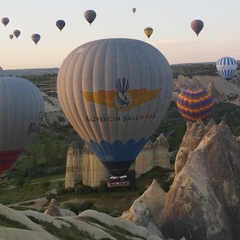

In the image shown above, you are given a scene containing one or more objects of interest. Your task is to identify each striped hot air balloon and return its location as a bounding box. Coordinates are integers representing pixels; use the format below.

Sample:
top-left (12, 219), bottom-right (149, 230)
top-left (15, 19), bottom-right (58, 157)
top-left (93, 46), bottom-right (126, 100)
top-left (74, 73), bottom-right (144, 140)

top-left (216, 57), bottom-right (237, 80)
top-left (177, 89), bottom-right (214, 122)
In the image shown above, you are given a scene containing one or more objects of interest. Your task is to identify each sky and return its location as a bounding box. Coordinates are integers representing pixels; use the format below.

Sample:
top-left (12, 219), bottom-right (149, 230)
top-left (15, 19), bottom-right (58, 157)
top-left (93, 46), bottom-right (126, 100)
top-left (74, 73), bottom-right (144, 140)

top-left (1, 0), bottom-right (240, 69)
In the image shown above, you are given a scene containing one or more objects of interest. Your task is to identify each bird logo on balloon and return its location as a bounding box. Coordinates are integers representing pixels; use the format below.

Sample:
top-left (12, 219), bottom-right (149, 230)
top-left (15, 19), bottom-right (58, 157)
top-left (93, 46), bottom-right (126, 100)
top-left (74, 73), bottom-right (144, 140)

top-left (81, 78), bottom-right (160, 112)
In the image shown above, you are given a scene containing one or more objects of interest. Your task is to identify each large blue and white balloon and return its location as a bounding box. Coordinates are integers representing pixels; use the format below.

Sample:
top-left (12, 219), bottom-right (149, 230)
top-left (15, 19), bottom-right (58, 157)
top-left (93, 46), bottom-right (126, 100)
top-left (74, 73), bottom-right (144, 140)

top-left (57, 38), bottom-right (173, 176)
top-left (216, 57), bottom-right (237, 80)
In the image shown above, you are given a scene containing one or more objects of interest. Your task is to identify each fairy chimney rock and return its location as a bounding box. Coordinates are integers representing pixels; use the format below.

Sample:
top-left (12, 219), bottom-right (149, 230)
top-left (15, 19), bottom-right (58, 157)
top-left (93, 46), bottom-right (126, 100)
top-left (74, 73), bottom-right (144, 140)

top-left (65, 141), bottom-right (81, 188)
top-left (159, 120), bottom-right (240, 240)
top-left (44, 198), bottom-right (61, 217)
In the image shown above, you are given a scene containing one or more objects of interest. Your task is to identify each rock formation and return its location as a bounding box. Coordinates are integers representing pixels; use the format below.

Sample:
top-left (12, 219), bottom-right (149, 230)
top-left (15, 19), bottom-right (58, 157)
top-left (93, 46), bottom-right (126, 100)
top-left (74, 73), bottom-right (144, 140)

top-left (42, 92), bottom-right (69, 127)
top-left (65, 135), bottom-right (171, 188)
top-left (122, 179), bottom-right (165, 237)
top-left (0, 203), bottom-right (161, 240)
top-left (81, 144), bottom-right (110, 187)
top-left (159, 120), bottom-right (240, 240)
top-left (135, 134), bottom-right (171, 178)
top-left (173, 75), bottom-right (240, 106)
top-left (44, 198), bottom-right (61, 217)
top-left (65, 141), bottom-right (81, 188)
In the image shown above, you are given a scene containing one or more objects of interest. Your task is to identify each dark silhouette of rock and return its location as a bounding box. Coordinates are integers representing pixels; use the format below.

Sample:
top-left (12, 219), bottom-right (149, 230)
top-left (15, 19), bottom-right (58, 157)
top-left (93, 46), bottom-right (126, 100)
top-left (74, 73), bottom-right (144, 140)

top-left (159, 120), bottom-right (240, 240)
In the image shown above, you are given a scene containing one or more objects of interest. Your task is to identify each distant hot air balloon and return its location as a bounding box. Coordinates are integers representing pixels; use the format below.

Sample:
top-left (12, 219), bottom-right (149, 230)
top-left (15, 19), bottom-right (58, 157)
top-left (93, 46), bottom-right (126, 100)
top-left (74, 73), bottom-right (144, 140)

top-left (84, 10), bottom-right (96, 25)
top-left (0, 77), bottom-right (44, 174)
top-left (57, 38), bottom-right (173, 177)
top-left (216, 56), bottom-right (237, 80)
top-left (132, 8), bottom-right (136, 13)
top-left (13, 29), bottom-right (21, 38)
top-left (31, 33), bottom-right (41, 45)
top-left (9, 34), bottom-right (14, 40)
top-left (1, 17), bottom-right (9, 27)
top-left (144, 27), bottom-right (153, 38)
top-left (56, 19), bottom-right (65, 31)
top-left (191, 19), bottom-right (204, 36)
top-left (177, 89), bottom-right (213, 122)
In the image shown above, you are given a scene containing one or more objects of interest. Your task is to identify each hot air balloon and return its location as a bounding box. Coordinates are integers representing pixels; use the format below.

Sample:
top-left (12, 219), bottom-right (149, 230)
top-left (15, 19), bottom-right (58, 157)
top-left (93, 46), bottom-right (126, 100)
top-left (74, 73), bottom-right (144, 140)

top-left (132, 8), bottom-right (136, 13)
top-left (0, 77), bottom-right (44, 174)
top-left (56, 19), bottom-right (65, 31)
top-left (216, 56), bottom-right (237, 80)
top-left (144, 27), bottom-right (153, 38)
top-left (177, 89), bottom-right (213, 122)
top-left (57, 38), bottom-right (173, 177)
top-left (1, 17), bottom-right (9, 27)
top-left (84, 10), bottom-right (96, 25)
top-left (9, 34), bottom-right (14, 40)
top-left (13, 29), bottom-right (21, 38)
top-left (191, 19), bottom-right (204, 36)
top-left (31, 33), bottom-right (41, 44)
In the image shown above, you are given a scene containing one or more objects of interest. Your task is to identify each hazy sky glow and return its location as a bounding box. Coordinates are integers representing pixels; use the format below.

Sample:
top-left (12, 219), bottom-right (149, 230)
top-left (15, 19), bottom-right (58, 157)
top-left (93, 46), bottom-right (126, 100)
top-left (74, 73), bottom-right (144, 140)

top-left (1, 0), bottom-right (240, 69)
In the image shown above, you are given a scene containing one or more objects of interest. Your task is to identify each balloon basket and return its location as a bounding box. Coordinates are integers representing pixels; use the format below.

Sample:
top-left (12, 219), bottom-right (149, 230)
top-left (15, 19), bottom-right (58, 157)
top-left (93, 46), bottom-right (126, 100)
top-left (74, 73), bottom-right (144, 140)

top-left (107, 175), bottom-right (130, 188)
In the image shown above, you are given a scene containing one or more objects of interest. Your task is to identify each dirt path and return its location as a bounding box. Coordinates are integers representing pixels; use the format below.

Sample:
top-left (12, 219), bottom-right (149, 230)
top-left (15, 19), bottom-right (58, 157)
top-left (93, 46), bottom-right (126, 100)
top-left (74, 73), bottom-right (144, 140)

top-left (8, 197), bottom-right (48, 210)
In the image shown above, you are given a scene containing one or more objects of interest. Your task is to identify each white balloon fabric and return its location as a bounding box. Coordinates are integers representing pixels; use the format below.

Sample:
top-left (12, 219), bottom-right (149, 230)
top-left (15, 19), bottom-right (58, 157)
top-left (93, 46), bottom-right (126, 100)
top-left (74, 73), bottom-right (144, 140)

top-left (0, 77), bottom-right (44, 173)
top-left (216, 56), bottom-right (237, 80)
top-left (57, 38), bottom-right (173, 176)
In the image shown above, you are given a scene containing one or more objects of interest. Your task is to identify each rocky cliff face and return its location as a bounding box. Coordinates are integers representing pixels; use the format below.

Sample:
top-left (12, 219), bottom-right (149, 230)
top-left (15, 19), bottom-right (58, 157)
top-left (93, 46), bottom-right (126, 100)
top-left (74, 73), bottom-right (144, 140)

top-left (173, 74), bottom-right (240, 106)
top-left (160, 120), bottom-right (240, 240)
top-left (42, 92), bottom-right (69, 127)
top-left (123, 120), bottom-right (240, 240)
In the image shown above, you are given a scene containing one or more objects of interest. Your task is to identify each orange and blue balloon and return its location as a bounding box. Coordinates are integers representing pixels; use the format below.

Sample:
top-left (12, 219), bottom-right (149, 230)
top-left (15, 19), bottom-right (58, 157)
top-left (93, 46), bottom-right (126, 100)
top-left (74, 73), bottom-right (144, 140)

top-left (177, 89), bottom-right (213, 122)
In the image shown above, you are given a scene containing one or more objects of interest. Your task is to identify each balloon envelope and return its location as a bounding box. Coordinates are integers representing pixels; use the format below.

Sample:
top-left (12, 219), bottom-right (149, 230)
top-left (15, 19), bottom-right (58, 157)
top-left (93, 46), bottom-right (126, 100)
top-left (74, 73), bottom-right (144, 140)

top-left (9, 34), bottom-right (14, 40)
top-left (216, 56), bottom-right (237, 80)
top-left (132, 8), bottom-right (136, 13)
top-left (56, 19), bottom-right (65, 31)
top-left (84, 10), bottom-right (96, 25)
top-left (144, 27), bottom-right (153, 38)
top-left (13, 30), bottom-right (21, 38)
top-left (0, 77), bottom-right (44, 174)
top-left (191, 19), bottom-right (204, 36)
top-left (31, 33), bottom-right (41, 44)
top-left (57, 38), bottom-right (173, 176)
top-left (1, 17), bottom-right (9, 27)
top-left (177, 89), bottom-right (213, 122)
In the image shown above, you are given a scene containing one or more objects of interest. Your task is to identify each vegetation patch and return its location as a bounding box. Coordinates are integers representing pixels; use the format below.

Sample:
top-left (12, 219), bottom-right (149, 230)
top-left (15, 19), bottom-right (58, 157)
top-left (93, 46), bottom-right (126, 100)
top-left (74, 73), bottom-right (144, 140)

top-left (80, 216), bottom-right (147, 240)
top-left (0, 214), bottom-right (30, 229)
top-left (28, 216), bottom-right (95, 240)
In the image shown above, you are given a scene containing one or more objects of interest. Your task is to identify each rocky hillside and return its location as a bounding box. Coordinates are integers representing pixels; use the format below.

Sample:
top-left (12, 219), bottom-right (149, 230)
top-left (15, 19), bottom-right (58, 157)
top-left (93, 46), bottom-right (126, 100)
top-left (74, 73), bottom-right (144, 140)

top-left (172, 71), bottom-right (240, 106)
top-left (1, 119), bottom-right (240, 239)
top-left (123, 120), bottom-right (240, 240)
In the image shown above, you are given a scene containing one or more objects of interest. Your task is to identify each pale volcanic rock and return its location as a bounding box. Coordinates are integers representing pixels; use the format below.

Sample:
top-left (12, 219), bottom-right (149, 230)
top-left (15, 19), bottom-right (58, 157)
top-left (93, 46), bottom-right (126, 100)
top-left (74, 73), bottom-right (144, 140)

top-left (41, 93), bottom-right (69, 127)
top-left (173, 74), bottom-right (240, 106)
top-left (65, 141), bottom-right (81, 188)
top-left (44, 198), bottom-right (61, 217)
top-left (175, 119), bottom-right (210, 174)
top-left (81, 144), bottom-right (110, 187)
top-left (159, 120), bottom-right (240, 240)
top-left (79, 209), bottom-right (163, 240)
top-left (121, 179), bottom-right (166, 237)
top-left (153, 134), bottom-right (171, 169)
top-left (135, 134), bottom-right (171, 178)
